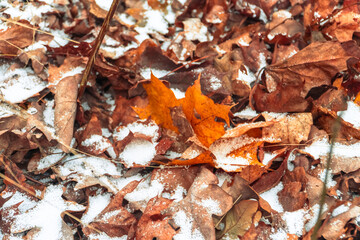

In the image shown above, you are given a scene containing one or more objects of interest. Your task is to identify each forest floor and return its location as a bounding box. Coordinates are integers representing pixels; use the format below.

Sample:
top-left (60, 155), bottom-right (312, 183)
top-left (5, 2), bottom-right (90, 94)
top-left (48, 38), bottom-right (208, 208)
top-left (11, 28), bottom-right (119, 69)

top-left (0, 0), bottom-right (360, 239)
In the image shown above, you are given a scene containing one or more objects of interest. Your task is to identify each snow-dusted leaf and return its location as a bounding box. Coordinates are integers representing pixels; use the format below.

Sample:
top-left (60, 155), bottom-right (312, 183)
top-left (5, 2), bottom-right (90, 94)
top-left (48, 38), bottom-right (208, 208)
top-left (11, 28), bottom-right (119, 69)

top-left (1, 185), bottom-right (85, 240)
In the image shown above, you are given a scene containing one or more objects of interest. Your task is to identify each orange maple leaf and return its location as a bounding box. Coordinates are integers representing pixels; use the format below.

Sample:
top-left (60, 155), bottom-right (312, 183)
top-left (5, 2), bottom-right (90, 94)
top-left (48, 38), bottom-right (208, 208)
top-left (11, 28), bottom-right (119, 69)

top-left (227, 141), bottom-right (264, 168)
top-left (133, 73), bottom-right (180, 133)
top-left (182, 76), bottom-right (231, 147)
top-left (355, 91), bottom-right (360, 106)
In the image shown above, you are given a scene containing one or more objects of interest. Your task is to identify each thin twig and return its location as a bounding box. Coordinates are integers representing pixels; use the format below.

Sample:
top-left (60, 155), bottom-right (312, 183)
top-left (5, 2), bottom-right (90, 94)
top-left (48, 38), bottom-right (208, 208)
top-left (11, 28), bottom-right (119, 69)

top-left (78, 0), bottom-right (122, 98)
top-left (311, 112), bottom-right (343, 240)
top-left (0, 17), bottom-right (80, 44)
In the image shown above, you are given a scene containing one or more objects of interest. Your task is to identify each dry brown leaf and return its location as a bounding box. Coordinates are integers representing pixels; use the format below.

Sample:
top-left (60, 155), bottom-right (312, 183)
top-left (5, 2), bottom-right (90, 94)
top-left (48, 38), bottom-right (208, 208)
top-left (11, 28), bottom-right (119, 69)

top-left (54, 74), bottom-right (82, 152)
top-left (252, 41), bottom-right (350, 112)
top-left (84, 181), bottom-right (139, 238)
top-left (278, 167), bottom-right (308, 211)
top-left (0, 20), bottom-right (34, 55)
top-left (135, 197), bottom-right (176, 240)
top-left (320, 205), bottom-right (360, 240)
top-left (216, 200), bottom-right (259, 239)
top-left (163, 167), bottom-right (233, 240)
top-left (262, 113), bottom-right (313, 144)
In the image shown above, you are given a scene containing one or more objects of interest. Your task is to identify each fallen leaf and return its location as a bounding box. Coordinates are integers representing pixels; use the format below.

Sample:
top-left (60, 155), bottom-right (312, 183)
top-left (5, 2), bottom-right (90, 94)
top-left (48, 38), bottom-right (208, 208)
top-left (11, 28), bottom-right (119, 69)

top-left (320, 205), bottom-right (360, 240)
top-left (163, 167), bottom-right (233, 240)
top-left (252, 41), bottom-right (350, 112)
top-left (84, 181), bottom-right (139, 238)
top-left (0, 20), bottom-right (34, 55)
top-left (262, 113), bottom-right (313, 144)
top-left (135, 197), bottom-right (176, 240)
top-left (216, 200), bottom-right (259, 239)
top-left (134, 73), bottom-right (180, 133)
top-left (182, 76), bottom-right (231, 147)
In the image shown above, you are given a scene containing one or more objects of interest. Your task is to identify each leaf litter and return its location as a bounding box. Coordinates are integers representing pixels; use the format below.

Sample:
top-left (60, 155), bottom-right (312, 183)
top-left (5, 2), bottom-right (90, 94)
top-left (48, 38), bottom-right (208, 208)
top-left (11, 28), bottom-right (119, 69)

top-left (1, 0), bottom-right (360, 239)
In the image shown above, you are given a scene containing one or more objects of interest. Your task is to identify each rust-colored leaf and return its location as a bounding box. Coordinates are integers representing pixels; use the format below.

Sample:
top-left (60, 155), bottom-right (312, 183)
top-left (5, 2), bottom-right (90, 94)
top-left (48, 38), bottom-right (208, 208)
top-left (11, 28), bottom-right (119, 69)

top-left (0, 20), bottom-right (34, 55)
top-left (182, 76), bottom-right (231, 147)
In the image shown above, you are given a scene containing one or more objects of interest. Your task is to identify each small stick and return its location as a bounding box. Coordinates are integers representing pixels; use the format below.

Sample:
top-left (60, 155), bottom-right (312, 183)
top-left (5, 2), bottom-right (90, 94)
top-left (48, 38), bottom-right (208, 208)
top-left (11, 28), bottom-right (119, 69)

top-left (78, 0), bottom-right (122, 98)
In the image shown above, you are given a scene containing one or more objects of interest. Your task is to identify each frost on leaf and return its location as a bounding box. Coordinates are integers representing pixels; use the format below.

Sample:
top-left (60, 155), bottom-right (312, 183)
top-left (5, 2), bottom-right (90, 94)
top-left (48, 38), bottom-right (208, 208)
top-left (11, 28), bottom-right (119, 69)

top-left (163, 167), bottom-right (233, 240)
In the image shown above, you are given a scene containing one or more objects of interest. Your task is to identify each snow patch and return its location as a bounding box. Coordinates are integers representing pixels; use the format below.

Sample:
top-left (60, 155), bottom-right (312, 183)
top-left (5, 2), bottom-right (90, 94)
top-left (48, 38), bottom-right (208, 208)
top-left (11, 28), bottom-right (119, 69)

top-left (260, 182), bottom-right (284, 212)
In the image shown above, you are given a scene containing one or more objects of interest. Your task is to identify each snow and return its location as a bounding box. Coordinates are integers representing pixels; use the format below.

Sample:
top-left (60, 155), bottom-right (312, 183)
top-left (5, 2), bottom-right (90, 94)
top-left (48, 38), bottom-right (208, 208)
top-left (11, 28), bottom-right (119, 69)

top-left (237, 65), bottom-right (256, 86)
top-left (338, 101), bottom-right (360, 129)
top-left (10, 185), bottom-right (85, 240)
top-left (287, 150), bottom-right (297, 171)
top-left (118, 13), bottom-right (136, 25)
top-left (95, 0), bottom-right (112, 11)
top-left (305, 203), bottom-right (328, 231)
top-left (100, 41), bottom-right (138, 59)
top-left (216, 171), bottom-right (232, 187)
top-left (140, 68), bottom-right (170, 79)
top-left (0, 63), bottom-right (47, 103)
top-left (0, 105), bottom-right (14, 118)
top-left (260, 182), bottom-right (284, 212)
top-left (275, 10), bottom-right (292, 19)
top-left (48, 29), bottom-right (71, 48)
top-left (88, 232), bottom-right (127, 240)
top-left (43, 99), bottom-right (55, 131)
top-left (318, 169), bottom-right (337, 188)
top-left (263, 152), bottom-right (277, 165)
top-left (270, 228), bottom-right (288, 240)
top-left (37, 147), bottom-right (65, 171)
top-left (281, 209), bottom-right (307, 236)
top-left (133, 2), bottom-right (175, 42)
top-left (303, 137), bottom-right (360, 159)
top-left (184, 18), bottom-right (211, 42)
top-left (198, 198), bottom-right (222, 215)
top-left (162, 185), bottom-right (186, 202)
top-left (57, 154), bottom-right (121, 180)
top-left (234, 106), bottom-right (258, 119)
top-left (209, 76), bottom-right (222, 91)
top-left (81, 134), bottom-right (112, 152)
top-left (124, 179), bottom-right (164, 204)
top-left (332, 203), bottom-right (350, 217)
top-left (3, 3), bottom-right (54, 22)
top-left (171, 88), bottom-right (186, 99)
top-left (82, 193), bottom-right (112, 224)
top-left (119, 139), bottom-right (157, 167)
top-left (114, 120), bottom-right (159, 141)
top-left (1, 191), bottom-right (37, 212)
top-left (173, 211), bottom-right (205, 240)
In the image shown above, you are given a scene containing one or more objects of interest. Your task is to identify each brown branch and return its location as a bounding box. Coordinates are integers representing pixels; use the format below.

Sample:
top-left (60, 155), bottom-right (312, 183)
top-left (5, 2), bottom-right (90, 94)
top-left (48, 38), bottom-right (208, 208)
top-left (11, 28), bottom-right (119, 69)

top-left (78, 0), bottom-right (122, 98)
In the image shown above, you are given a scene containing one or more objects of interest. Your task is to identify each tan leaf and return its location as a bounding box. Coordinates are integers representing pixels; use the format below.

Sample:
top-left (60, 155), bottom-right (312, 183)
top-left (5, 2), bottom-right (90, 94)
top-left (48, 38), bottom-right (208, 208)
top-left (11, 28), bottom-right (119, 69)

top-left (216, 200), bottom-right (259, 239)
